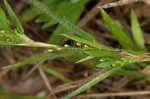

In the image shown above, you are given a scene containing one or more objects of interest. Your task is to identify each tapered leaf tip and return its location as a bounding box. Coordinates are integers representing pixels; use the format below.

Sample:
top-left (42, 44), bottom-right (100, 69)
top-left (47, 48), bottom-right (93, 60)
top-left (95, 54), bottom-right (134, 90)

top-left (100, 8), bottom-right (104, 13)
top-left (4, 0), bottom-right (8, 6)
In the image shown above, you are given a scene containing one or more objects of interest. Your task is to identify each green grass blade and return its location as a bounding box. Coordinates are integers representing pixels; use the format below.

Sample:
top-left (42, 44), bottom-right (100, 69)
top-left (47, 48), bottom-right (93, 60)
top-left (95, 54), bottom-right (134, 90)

top-left (2, 54), bottom-right (53, 69)
top-left (131, 9), bottom-right (146, 50)
top-left (29, 0), bottom-right (94, 41)
top-left (62, 33), bottom-right (108, 49)
top-left (85, 49), bottom-right (121, 57)
top-left (100, 9), bottom-right (137, 50)
top-left (20, 7), bottom-right (40, 22)
top-left (0, 8), bottom-right (9, 31)
top-left (2, 48), bottom-right (84, 69)
top-left (63, 68), bottom-right (119, 99)
top-left (41, 66), bottom-right (72, 82)
top-left (96, 61), bottom-right (116, 68)
top-left (4, 0), bottom-right (24, 34)
top-left (20, 0), bottom-right (56, 22)
top-left (141, 17), bottom-right (150, 27)
top-left (0, 41), bottom-right (16, 45)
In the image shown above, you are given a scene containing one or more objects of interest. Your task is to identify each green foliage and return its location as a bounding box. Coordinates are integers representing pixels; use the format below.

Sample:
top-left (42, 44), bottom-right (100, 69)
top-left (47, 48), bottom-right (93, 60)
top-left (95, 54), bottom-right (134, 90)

top-left (97, 56), bottom-right (145, 68)
top-left (62, 33), bottom-right (108, 49)
top-left (63, 67), bottom-right (120, 99)
top-left (0, 0), bottom-right (32, 46)
top-left (21, 0), bottom-right (89, 44)
top-left (0, 8), bottom-right (9, 31)
top-left (96, 60), bottom-right (117, 68)
top-left (100, 9), bottom-right (138, 50)
top-left (41, 66), bottom-right (72, 82)
top-left (4, 0), bottom-right (24, 34)
top-left (141, 17), bottom-right (150, 27)
top-left (29, 0), bottom-right (95, 42)
top-left (131, 9), bottom-right (146, 50)
top-left (2, 47), bottom-right (85, 69)
top-left (85, 49), bottom-right (121, 57)
top-left (0, 0), bottom-right (149, 99)
top-left (0, 0), bottom-right (59, 48)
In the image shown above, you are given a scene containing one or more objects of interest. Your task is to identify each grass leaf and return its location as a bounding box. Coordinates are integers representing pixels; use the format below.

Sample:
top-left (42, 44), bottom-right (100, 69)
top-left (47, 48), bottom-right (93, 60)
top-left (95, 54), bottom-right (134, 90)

top-left (2, 48), bottom-right (84, 69)
top-left (85, 49), bottom-right (121, 57)
top-left (4, 0), bottom-right (24, 34)
top-left (0, 8), bottom-right (9, 31)
top-left (131, 9), bottom-right (146, 50)
top-left (63, 68), bottom-right (119, 99)
top-left (96, 61), bottom-right (116, 68)
top-left (41, 66), bottom-right (72, 82)
top-left (100, 8), bottom-right (137, 50)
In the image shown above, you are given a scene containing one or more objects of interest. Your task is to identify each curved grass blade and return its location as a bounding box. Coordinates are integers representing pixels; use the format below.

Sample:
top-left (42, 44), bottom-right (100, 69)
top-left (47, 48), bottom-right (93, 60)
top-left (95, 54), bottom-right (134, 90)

top-left (131, 9), bottom-right (146, 50)
top-left (2, 48), bottom-right (84, 69)
top-left (4, 0), bottom-right (24, 34)
top-left (41, 66), bottom-right (72, 82)
top-left (100, 8), bottom-right (137, 50)
top-left (0, 8), bottom-right (9, 31)
top-left (20, 7), bottom-right (40, 22)
top-left (63, 67), bottom-right (120, 99)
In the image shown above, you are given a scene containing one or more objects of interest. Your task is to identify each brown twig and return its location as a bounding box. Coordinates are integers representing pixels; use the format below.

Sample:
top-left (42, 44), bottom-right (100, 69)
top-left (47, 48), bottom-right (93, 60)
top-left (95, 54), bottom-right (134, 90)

top-left (23, 60), bottom-right (45, 79)
top-left (52, 69), bottom-right (107, 94)
top-left (97, 0), bottom-right (140, 9)
top-left (38, 67), bottom-right (57, 99)
top-left (77, 90), bottom-right (150, 98)
top-left (77, 0), bottom-right (112, 27)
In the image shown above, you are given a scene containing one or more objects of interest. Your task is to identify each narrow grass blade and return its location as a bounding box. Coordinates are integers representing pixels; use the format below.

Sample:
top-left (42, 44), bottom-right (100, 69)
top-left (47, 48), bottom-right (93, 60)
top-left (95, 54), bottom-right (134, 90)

top-left (62, 33), bottom-right (108, 49)
top-left (85, 49), bottom-right (121, 57)
top-left (141, 17), bottom-right (150, 27)
top-left (100, 9), bottom-right (137, 50)
top-left (2, 54), bottom-right (53, 69)
top-left (0, 41), bottom-right (16, 45)
top-left (63, 68), bottom-right (119, 99)
top-left (41, 66), bottom-right (72, 82)
top-left (96, 60), bottom-right (116, 68)
top-left (4, 0), bottom-right (24, 34)
top-left (29, 0), bottom-right (94, 41)
top-left (2, 48), bottom-right (84, 69)
top-left (0, 8), bottom-right (9, 31)
top-left (131, 9), bottom-right (146, 50)
top-left (20, 7), bottom-right (40, 22)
